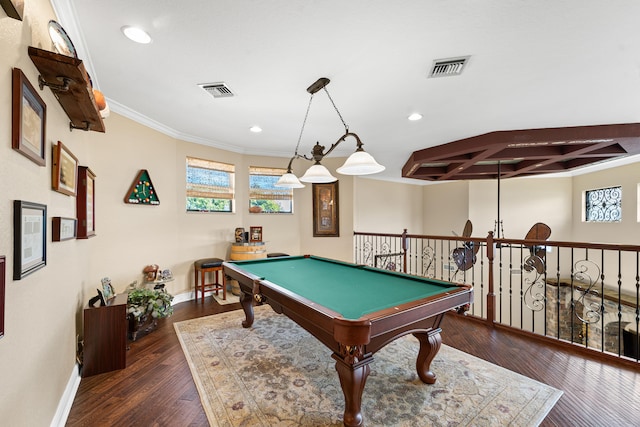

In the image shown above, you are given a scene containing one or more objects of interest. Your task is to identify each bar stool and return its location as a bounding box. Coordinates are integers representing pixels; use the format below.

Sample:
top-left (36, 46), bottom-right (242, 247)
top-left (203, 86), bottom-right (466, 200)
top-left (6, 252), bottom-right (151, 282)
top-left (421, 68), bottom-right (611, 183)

top-left (194, 258), bottom-right (226, 303)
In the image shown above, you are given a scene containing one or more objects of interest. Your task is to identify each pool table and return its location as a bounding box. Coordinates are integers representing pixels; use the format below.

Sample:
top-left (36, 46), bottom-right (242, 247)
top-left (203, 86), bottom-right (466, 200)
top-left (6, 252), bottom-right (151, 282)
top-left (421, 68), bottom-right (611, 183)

top-left (223, 255), bottom-right (473, 427)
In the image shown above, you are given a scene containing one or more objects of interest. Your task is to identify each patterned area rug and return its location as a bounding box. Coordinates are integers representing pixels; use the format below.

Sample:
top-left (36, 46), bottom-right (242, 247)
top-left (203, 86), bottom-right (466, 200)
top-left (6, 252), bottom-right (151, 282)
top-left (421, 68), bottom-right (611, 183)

top-left (174, 306), bottom-right (562, 426)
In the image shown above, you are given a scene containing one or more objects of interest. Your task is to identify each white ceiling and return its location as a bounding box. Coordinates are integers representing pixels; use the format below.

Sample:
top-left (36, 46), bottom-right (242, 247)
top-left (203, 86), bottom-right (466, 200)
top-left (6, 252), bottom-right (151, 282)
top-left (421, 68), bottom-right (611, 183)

top-left (51, 0), bottom-right (640, 183)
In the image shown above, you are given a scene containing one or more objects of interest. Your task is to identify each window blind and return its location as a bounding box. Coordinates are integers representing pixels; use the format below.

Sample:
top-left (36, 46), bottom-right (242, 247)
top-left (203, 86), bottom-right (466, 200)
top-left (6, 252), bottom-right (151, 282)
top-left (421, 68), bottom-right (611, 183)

top-left (187, 157), bottom-right (235, 200)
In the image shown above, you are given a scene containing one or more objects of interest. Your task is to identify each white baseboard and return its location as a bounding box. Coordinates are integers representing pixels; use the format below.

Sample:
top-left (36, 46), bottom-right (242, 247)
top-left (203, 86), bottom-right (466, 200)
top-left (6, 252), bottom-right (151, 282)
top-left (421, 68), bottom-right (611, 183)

top-left (51, 290), bottom-right (196, 426)
top-left (172, 290), bottom-right (194, 305)
top-left (50, 364), bottom-right (81, 427)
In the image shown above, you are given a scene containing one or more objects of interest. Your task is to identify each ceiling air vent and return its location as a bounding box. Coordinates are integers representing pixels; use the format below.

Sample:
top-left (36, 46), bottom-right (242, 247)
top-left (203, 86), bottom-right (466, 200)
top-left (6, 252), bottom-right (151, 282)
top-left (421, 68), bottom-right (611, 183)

top-left (198, 82), bottom-right (235, 98)
top-left (428, 56), bottom-right (470, 78)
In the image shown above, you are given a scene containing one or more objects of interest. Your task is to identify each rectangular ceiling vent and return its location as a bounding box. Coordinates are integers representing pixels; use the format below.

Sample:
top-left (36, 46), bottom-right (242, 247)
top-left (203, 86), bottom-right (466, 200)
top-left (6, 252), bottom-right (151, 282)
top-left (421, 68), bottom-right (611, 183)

top-left (428, 56), bottom-right (470, 78)
top-left (198, 82), bottom-right (235, 98)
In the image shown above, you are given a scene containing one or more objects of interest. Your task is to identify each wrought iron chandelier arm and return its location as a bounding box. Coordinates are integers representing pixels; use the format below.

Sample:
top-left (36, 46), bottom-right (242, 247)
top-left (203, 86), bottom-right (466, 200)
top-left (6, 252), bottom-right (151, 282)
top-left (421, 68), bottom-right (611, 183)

top-left (314, 132), bottom-right (364, 160)
top-left (285, 153), bottom-right (314, 172)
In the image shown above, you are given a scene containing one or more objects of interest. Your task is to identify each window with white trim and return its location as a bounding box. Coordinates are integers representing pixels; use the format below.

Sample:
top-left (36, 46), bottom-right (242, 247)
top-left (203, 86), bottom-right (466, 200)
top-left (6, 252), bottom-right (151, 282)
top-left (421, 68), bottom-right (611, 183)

top-left (249, 166), bottom-right (293, 213)
top-left (585, 186), bottom-right (621, 222)
top-left (186, 157), bottom-right (235, 212)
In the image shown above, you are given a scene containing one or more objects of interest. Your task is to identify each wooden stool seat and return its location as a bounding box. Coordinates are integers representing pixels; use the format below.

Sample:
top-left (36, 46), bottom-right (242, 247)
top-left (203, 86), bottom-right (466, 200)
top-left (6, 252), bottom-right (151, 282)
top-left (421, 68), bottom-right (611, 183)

top-left (194, 258), bottom-right (226, 303)
top-left (267, 253), bottom-right (290, 258)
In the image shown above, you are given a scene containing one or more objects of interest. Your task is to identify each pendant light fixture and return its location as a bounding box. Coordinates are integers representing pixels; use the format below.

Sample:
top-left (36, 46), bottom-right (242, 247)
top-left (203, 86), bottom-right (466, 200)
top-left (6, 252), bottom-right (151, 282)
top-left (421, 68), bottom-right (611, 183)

top-left (275, 77), bottom-right (384, 188)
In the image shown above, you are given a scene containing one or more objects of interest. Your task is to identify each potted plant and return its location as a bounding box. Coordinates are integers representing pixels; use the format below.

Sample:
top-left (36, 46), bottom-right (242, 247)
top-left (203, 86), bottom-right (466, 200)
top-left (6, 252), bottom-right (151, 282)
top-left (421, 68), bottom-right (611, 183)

top-left (127, 288), bottom-right (174, 340)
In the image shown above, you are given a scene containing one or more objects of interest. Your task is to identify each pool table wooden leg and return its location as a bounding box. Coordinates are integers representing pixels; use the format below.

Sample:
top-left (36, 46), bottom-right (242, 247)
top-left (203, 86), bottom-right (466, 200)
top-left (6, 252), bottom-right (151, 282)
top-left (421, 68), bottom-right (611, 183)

top-left (413, 327), bottom-right (442, 384)
top-left (333, 354), bottom-right (372, 427)
top-left (240, 291), bottom-right (254, 328)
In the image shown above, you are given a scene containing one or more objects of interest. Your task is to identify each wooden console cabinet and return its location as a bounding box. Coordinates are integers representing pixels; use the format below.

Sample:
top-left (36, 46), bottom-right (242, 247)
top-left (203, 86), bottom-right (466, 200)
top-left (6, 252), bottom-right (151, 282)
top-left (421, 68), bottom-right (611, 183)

top-left (82, 293), bottom-right (127, 377)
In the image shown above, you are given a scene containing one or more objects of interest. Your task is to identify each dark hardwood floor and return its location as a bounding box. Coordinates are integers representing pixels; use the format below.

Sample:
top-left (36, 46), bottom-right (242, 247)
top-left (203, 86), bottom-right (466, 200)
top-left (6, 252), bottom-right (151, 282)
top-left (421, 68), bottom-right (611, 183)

top-left (66, 299), bottom-right (640, 426)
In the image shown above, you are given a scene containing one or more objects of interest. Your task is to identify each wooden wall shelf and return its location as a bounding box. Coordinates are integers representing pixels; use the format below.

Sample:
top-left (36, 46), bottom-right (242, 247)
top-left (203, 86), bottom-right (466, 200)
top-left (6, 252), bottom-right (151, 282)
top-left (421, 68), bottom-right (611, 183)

top-left (27, 46), bottom-right (105, 132)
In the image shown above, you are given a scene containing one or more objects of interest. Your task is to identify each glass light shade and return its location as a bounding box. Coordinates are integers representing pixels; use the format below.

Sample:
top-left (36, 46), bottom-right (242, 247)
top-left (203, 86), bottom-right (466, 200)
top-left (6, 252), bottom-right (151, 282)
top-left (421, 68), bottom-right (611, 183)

top-left (299, 164), bottom-right (337, 183)
top-left (274, 172), bottom-right (305, 188)
top-left (336, 151), bottom-right (385, 175)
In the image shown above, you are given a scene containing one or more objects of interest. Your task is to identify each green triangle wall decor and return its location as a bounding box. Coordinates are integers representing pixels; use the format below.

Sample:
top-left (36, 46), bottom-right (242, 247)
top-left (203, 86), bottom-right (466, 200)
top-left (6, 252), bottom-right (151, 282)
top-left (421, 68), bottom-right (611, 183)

top-left (124, 169), bottom-right (160, 205)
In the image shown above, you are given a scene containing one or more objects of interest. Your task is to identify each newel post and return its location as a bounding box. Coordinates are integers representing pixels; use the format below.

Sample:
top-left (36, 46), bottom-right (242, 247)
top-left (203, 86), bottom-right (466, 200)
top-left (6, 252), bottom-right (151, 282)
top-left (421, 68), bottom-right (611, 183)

top-left (486, 231), bottom-right (496, 326)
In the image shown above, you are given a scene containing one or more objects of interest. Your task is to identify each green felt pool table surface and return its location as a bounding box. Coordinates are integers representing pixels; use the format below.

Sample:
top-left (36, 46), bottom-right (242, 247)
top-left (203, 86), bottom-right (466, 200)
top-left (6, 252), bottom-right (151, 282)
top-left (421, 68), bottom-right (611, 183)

top-left (227, 255), bottom-right (462, 319)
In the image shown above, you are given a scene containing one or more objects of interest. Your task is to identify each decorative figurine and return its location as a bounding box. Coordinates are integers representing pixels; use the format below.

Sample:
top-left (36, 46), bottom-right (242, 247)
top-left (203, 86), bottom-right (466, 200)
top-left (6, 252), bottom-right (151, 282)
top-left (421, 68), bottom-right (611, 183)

top-left (143, 264), bottom-right (159, 282)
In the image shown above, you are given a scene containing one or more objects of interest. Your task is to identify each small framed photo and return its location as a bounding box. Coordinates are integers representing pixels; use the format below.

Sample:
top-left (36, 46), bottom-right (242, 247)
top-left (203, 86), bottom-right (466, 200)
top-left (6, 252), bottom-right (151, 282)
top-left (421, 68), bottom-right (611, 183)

top-left (52, 217), bottom-right (77, 242)
top-left (312, 182), bottom-right (340, 237)
top-left (52, 141), bottom-right (78, 196)
top-left (13, 200), bottom-right (47, 280)
top-left (101, 277), bottom-right (115, 301)
top-left (250, 226), bottom-right (263, 242)
top-left (12, 68), bottom-right (46, 166)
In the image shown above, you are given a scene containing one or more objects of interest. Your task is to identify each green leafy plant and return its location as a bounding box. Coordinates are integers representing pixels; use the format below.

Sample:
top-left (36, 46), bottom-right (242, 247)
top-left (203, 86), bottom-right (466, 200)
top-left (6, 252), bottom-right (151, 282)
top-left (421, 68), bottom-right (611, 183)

top-left (127, 288), bottom-right (174, 321)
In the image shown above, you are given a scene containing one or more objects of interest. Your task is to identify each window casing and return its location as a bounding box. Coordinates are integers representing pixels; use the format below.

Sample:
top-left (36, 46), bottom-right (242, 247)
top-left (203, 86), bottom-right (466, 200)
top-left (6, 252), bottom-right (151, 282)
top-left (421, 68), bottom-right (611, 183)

top-left (186, 157), bottom-right (235, 212)
top-left (585, 186), bottom-right (621, 222)
top-left (249, 166), bottom-right (293, 213)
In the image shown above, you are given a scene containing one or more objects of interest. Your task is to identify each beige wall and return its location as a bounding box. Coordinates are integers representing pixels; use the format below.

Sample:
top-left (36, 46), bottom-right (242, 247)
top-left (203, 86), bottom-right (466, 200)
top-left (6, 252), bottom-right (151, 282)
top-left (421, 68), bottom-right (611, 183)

top-left (467, 177), bottom-right (573, 241)
top-left (422, 181), bottom-right (470, 235)
top-left (354, 178), bottom-right (424, 234)
top-left (572, 161), bottom-right (640, 244)
top-left (1, 2), bottom-right (640, 426)
top-left (422, 177), bottom-right (573, 241)
top-left (1, 2), bottom-right (94, 425)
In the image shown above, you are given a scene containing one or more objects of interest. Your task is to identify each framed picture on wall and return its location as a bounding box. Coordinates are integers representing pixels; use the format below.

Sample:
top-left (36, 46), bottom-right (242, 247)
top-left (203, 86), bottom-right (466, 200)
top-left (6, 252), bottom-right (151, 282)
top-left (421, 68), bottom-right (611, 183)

top-left (250, 226), bottom-right (263, 242)
top-left (52, 217), bottom-right (77, 242)
top-left (312, 182), bottom-right (339, 237)
top-left (12, 68), bottom-right (46, 166)
top-left (0, 255), bottom-right (5, 339)
top-left (52, 141), bottom-right (78, 196)
top-left (76, 166), bottom-right (96, 239)
top-left (13, 200), bottom-right (47, 280)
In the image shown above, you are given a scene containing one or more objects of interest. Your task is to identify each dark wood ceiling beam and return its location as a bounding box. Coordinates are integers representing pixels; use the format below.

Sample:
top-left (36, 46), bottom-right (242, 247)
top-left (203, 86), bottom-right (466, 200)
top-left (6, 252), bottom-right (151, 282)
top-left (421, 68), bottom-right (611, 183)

top-left (402, 123), bottom-right (640, 181)
top-left (437, 146), bottom-right (504, 180)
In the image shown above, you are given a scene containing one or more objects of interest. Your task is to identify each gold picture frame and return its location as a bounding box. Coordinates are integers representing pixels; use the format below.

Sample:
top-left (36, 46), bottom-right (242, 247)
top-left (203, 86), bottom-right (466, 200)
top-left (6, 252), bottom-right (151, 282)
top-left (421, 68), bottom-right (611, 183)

top-left (312, 182), bottom-right (339, 237)
top-left (52, 141), bottom-right (78, 196)
top-left (12, 68), bottom-right (46, 166)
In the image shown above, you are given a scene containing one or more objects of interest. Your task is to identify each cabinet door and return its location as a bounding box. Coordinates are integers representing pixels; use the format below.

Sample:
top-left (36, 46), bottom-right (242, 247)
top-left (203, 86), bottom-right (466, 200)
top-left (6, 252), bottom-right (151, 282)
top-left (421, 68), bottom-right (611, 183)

top-left (82, 294), bottom-right (127, 377)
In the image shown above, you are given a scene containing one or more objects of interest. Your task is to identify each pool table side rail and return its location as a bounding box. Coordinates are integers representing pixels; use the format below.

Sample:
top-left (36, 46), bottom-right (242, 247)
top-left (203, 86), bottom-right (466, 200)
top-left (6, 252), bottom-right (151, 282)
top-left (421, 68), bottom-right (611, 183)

top-left (224, 259), bottom-right (474, 351)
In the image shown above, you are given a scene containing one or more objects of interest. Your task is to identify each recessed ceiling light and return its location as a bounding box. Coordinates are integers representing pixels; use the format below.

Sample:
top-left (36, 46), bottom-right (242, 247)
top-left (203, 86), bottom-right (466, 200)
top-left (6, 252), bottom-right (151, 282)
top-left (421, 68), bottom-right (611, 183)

top-left (121, 26), bottom-right (152, 44)
top-left (249, 126), bottom-right (262, 133)
top-left (408, 113), bottom-right (423, 121)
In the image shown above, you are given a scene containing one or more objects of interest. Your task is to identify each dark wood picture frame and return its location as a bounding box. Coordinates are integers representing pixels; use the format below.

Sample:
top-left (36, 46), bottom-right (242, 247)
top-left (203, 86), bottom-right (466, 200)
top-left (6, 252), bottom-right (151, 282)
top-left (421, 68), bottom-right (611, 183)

top-left (0, 255), bottom-right (5, 339)
top-left (312, 182), bottom-right (340, 237)
top-left (12, 68), bottom-right (46, 166)
top-left (13, 200), bottom-right (47, 280)
top-left (76, 166), bottom-right (96, 239)
top-left (0, 0), bottom-right (24, 20)
top-left (250, 226), bottom-right (263, 242)
top-left (52, 217), bottom-right (77, 242)
top-left (52, 141), bottom-right (78, 196)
